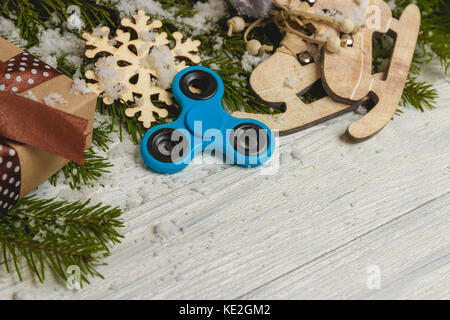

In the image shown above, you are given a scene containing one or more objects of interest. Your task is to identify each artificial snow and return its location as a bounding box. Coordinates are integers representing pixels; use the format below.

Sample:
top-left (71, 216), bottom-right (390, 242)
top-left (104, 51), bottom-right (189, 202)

top-left (148, 46), bottom-right (178, 89)
top-left (116, 0), bottom-right (174, 19)
top-left (42, 93), bottom-right (68, 107)
top-left (23, 90), bottom-right (38, 102)
top-left (133, 96), bottom-right (145, 106)
top-left (305, 41), bottom-right (321, 62)
top-left (290, 146), bottom-right (303, 162)
top-left (64, 55), bottom-right (83, 69)
top-left (209, 63), bottom-right (220, 70)
top-left (66, 5), bottom-right (85, 31)
top-left (28, 28), bottom-right (85, 68)
top-left (70, 78), bottom-right (91, 95)
top-left (92, 25), bottom-right (109, 38)
top-left (213, 37), bottom-right (224, 52)
top-left (241, 51), bottom-right (271, 72)
top-left (141, 31), bottom-right (157, 41)
top-left (179, 0), bottom-right (228, 35)
top-left (356, 105), bottom-right (368, 115)
top-left (93, 56), bottom-right (126, 100)
top-left (229, 0), bottom-right (274, 18)
top-left (152, 220), bottom-right (182, 241)
top-left (0, 17), bottom-right (28, 47)
top-left (117, 0), bottom-right (227, 34)
top-left (47, 12), bottom-right (62, 26)
top-left (317, 0), bottom-right (369, 28)
top-left (315, 27), bottom-right (337, 42)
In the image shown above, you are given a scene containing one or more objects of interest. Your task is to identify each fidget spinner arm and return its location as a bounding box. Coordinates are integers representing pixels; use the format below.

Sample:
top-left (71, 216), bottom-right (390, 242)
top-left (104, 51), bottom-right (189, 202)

top-left (140, 67), bottom-right (275, 174)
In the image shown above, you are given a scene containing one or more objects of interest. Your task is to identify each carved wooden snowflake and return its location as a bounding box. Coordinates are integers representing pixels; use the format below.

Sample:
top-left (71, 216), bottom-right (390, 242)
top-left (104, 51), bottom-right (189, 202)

top-left (82, 10), bottom-right (201, 128)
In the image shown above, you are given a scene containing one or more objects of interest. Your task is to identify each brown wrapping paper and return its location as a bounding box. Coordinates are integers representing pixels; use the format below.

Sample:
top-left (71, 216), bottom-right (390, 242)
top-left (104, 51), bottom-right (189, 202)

top-left (0, 37), bottom-right (97, 198)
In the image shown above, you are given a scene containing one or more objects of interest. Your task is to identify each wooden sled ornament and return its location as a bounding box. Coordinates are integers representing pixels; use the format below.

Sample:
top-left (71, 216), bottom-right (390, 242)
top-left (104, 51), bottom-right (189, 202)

top-left (232, 0), bottom-right (420, 140)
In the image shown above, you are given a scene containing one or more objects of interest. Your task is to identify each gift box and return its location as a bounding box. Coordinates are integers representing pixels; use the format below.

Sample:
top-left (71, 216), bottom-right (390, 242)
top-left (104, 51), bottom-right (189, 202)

top-left (0, 37), bottom-right (97, 213)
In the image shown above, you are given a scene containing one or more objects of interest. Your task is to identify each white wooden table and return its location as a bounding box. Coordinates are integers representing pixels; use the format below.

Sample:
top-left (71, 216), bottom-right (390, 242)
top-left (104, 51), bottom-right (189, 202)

top-left (0, 69), bottom-right (448, 300)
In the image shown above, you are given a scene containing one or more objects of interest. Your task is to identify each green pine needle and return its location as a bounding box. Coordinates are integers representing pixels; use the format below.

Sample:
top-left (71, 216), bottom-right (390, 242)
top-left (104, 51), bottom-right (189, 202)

top-left (49, 121), bottom-right (114, 189)
top-left (1, 0), bottom-right (448, 125)
top-left (0, 0), bottom-right (120, 46)
top-left (49, 147), bottom-right (113, 190)
top-left (0, 0), bottom-right (448, 288)
top-left (400, 76), bottom-right (438, 112)
top-left (158, 0), bottom-right (197, 17)
top-left (97, 98), bottom-right (161, 145)
top-left (92, 120), bottom-right (114, 152)
top-left (1, 196), bottom-right (123, 285)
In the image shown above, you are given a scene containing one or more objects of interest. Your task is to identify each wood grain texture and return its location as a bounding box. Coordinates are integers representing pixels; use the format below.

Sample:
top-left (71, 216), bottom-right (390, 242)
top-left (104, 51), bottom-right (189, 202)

top-left (83, 9), bottom-right (201, 128)
top-left (232, 48), bottom-right (352, 136)
top-left (233, 0), bottom-right (421, 141)
top-left (347, 4), bottom-right (420, 140)
top-left (0, 77), bottom-right (448, 300)
top-left (323, 1), bottom-right (421, 140)
top-left (322, 0), bottom-right (394, 101)
top-left (241, 192), bottom-right (450, 299)
top-left (232, 7), bottom-right (353, 136)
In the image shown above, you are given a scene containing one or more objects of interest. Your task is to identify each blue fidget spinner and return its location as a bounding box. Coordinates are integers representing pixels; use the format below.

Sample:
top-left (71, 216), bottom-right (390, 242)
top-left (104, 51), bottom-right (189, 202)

top-left (140, 66), bottom-right (275, 174)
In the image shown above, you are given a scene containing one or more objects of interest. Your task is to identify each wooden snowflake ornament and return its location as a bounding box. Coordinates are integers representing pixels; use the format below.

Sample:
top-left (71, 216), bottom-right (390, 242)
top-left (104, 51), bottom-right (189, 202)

top-left (82, 10), bottom-right (201, 128)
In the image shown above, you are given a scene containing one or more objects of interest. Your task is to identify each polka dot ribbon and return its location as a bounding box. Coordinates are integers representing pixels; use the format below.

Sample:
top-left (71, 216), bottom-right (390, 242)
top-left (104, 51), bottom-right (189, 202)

top-left (0, 52), bottom-right (60, 94)
top-left (0, 51), bottom-right (88, 214)
top-left (0, 142), bottom-right (20, 214)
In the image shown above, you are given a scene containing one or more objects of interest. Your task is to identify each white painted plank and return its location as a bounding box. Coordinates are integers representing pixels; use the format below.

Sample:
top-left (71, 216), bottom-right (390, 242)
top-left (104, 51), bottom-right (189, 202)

top-left (241, 192), bottom-right (450, 300)
top-left (0, 78), bottom-right (448, 300)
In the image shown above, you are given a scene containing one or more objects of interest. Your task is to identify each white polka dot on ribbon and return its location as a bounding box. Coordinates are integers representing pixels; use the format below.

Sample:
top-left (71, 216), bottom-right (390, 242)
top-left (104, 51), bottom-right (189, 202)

top-left (0, 141), bottom-right (21, 214)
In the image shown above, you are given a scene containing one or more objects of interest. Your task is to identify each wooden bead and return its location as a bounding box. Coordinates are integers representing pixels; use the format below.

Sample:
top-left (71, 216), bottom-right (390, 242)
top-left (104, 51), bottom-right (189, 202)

top-left (246, 39), bottom-right (262, 55)
top-left (227, 16), bottom-right (246, 37)
top-left (340, 18), bottom-right (355, 34)
top-left (326, 36), bottom-right (341, 53)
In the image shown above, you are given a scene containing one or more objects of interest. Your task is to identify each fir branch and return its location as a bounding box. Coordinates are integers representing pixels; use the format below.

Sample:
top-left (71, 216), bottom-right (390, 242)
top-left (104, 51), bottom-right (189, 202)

top-left (97, 99), bottom-right (156, 145)
top-left (195, 19), bottom-right (279, 114)
top-left (49, 147), bottom-right (113, 190)
top-left (158, 0), bottom-right (197, 17)
top-left (92, 120), bottom-right (113, 152)
top-left (0, 0), bottom-right (120, 46)
top-left (202, 56), bottom-right (273, 114)
top-left (49, 120), bottom-right (114, 189)
top-left (1, 196), bottom-right (123, 284)
top-left (56, 54), bottom-right (78, 78)
top-left (150, 5), bottom-right (276, 115)
top-left (4, 0), bottom-right (448, 146)
top-left (400, 76), bottom-right (438, 112)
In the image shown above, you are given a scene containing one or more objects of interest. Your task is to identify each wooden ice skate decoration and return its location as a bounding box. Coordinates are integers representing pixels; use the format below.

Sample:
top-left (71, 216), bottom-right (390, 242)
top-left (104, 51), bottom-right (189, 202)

top-left (233, 0), bottom-right (420, 139)
top-left (233, 0), bottom-right (352, 136)
top-left (322, 0), bottom-right (420, 140)
top-left (233, 33), bottom-right (352, 136)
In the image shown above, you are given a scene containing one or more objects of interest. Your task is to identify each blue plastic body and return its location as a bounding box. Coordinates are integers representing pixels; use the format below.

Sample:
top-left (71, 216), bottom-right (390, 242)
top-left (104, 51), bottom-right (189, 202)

top-left (140, 66), bottom-right (274, 174)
